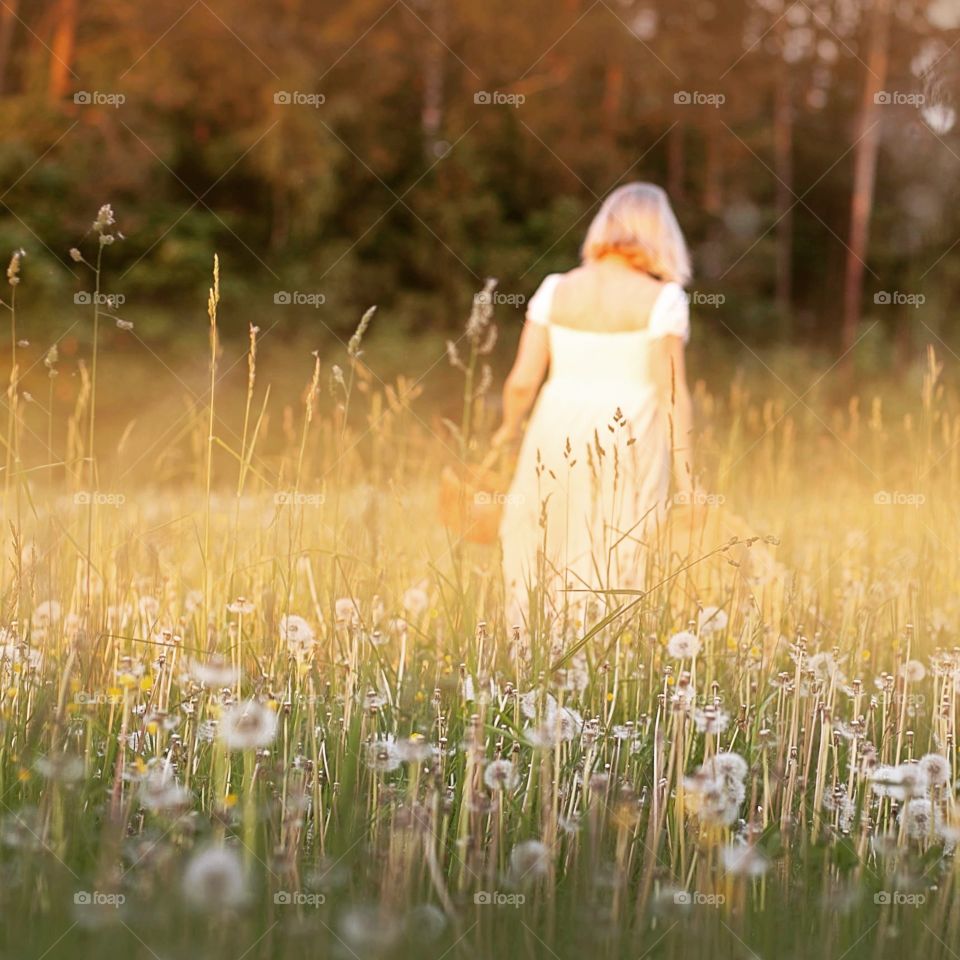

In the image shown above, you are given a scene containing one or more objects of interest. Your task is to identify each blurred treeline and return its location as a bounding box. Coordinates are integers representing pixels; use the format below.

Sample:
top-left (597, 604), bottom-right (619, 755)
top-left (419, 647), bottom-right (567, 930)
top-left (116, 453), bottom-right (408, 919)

top-left (0, 0), bottom-right (957, 356)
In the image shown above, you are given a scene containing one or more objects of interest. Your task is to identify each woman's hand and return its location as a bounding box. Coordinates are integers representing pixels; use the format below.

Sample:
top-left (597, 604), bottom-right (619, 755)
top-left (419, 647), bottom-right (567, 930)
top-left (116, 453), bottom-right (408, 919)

top-left (490, 424), bottom-right (520, 451)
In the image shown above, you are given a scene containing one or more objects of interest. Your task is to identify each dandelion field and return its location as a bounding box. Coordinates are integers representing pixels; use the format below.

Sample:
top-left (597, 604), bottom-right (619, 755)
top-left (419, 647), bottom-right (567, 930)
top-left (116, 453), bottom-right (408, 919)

top-left (3, 211), bottom-right (960, 960)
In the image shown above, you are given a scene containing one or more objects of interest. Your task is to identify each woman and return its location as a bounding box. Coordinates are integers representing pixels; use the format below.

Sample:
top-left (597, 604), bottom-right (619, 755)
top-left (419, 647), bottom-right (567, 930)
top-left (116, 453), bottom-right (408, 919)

top-left (493, 182), bottom-right (694, 627)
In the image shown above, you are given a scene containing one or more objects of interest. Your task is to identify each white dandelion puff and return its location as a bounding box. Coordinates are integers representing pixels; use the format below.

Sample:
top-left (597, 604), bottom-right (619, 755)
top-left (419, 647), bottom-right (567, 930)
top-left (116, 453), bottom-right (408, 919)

top-left (721, 844), bottom-right (769, 877)
top-left (667, 631), bottom-right (701, 659)
top-left (509, 839), bottom-right (551, 882)
top-left (483, 759), bottom-right (519, 791)
top-left (218, 700), bottom-right (278, 750)
top-left (182, 847), bottom-right (249, 911)
top-left (698, 605), bottom-right (728, 635)
top-left (919, 753), bottom-right (951, 789)
top-left (188, 656), bottom-right (239, 688)
top-left (901, 659), bottom-right (927, 683)
top-left (401, 586), bottom-right (429, 619)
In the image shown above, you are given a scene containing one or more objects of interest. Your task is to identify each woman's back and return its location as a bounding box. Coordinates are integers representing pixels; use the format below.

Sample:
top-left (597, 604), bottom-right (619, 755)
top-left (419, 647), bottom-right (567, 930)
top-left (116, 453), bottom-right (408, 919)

top-left (528, 261), bottom-right (690, 386)
top-left (548, 260), bottom-right (667, 333)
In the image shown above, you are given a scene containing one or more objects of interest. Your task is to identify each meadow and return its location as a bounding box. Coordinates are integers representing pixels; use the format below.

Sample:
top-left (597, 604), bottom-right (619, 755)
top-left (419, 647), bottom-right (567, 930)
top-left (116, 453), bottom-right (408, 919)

top-left (1, 208), bottom-right (959, 960)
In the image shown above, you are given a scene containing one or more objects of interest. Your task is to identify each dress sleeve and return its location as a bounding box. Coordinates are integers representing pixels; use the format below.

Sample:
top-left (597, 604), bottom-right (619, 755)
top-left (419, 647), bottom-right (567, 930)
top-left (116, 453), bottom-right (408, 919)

top-left (647, 282), bottom-right (690, 344)
top-left (525, 273), bottom-right (562, 327)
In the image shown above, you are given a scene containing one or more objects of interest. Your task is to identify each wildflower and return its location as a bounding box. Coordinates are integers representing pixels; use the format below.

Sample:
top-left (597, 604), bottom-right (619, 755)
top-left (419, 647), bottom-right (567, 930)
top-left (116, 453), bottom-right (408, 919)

top-left (807, 651), bottom-right (845, 682)
top-left (139, 763), bottom-right (191, 812)
top-left (823, 785), bottom-right (857, 832)
top-left (181, 846), bottom-right (249, 911)
top-left (519, 690), bottom-right (556, 719)
top-left (402, 586), bottom-right (429, 619)
top-left (366, 736), bottom-right (401, 772)
top-left (721, 844), bottom-right (769, 877)
top-left (869, 763), bottom-right (927, 801)
top-left (335, 597), bottom-right (359, 625)
top-left (363, 689), bottom-right (387, 711)
top-left (705, 751), bottom-right (749, 782)
top-left (188, 656), bottom-right (239, 688)
top-left (484, 759), bottom-right (519, 791)
top-left (902, 659), bottom-right (927, 683)
top-left (698, 605), bottom-right (728, 635)
top-left (1, 808), bottom-right (46, 850)
top-left (509, 839), bottom-right (551, 882)
top-left (685, 751), bottom-right (749, 827)
top-left (555, 661), bottom-right (589, 693)
top-left (919, 753), bottom-right (951, 789)
top-left (93, 204), bottom-right (115, 233)
top-left (34, 753), bottom-right (84, 783)
top-left (553, 706), bottom-right (583, 740)
top-left (667, 631), bottom-right (700, 659)
top-left (339, 906), bottom-right (402, 955)
top-left (31, 600), bottom-right (62, 630)
top-left (7, 248), bottom-right (24, 286)
top-left (218, 700), bottom-right (278, 750)
top-left (396, 734), bottom-right (435, 764)
top-left (279, 614), bottom-right (315, 656)
top-left (227, 597), bottom-right (255, 615)
top-left (406, 904), bottom-right (446, 942)
top-left (694, 706), bottom-right (730, 734)
top-left (899, 797), bottom-right (945, 841)
top-left (611, 724), bottom-right (637, 742)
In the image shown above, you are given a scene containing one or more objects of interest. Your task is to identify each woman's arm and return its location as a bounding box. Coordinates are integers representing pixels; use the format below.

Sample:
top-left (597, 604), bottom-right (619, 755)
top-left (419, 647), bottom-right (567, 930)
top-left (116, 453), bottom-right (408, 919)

top-left (652, 335), bottom-right (694, 494)
top-left (491, 322), bottom-right (550, 446)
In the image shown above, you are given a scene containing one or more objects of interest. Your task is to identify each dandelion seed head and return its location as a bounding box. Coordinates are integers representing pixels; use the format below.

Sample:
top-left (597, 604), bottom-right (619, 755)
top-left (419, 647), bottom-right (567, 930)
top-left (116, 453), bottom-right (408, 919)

top-left (483, 759), bottom-right (519, 791)
top-left (182, 846), bottom-right (249, 911)
top-left (218, 700), bottom-right (278, 750)
top-left (667, 630), bottom-right (701, 659)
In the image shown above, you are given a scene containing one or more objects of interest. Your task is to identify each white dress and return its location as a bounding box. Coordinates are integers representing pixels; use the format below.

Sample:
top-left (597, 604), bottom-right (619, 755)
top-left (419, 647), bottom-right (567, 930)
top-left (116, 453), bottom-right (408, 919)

top-left (500, 274), bottom-right (690, 625)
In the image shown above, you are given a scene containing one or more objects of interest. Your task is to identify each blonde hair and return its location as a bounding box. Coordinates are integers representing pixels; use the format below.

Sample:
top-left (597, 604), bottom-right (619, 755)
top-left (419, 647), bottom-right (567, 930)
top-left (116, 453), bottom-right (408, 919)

top-left (581, 183), bottom-right (691, 285)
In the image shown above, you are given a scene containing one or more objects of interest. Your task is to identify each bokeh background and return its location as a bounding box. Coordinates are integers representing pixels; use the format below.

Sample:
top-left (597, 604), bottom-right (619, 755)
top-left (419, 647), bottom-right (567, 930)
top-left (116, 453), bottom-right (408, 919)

top-left (0, 0), bottom-right (957, 452)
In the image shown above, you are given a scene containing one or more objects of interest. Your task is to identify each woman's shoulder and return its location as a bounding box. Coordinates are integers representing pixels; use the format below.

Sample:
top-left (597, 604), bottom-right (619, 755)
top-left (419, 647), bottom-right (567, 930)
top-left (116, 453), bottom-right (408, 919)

top-left (647, 280), bottom-right (690, 342)
top-left (525, 273), bottom-right (567, 326)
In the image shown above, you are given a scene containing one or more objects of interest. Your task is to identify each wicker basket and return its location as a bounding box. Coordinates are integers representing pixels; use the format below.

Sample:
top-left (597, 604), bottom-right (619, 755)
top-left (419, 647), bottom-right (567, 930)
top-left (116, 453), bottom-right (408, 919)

top-left (438, 453), bottom-right (508, 545)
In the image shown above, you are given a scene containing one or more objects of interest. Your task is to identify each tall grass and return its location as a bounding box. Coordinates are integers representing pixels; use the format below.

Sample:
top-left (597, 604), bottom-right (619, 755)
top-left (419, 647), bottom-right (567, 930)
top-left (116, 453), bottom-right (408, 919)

top-left (0, 209), bottom-right (958, 960)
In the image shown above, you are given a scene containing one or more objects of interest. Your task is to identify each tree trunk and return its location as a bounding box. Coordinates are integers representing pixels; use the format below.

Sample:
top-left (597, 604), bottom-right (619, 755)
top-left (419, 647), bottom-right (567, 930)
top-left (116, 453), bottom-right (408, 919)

top-left (602, 62), bottom-right (624, 134)
top-left (0, 0), bottom-right (20, 95)
top-left (47, 0), bottom-right (78, 101)
top-left (773, 55), bottom-right (794, 327)
top-left (703, 122), bottom-right (723, 215)
top-left (420, 0), bottom-right (446, 158)
top-left (667, 122), bottom-right (685, 202)
top-left (841, 0), bottom-right (892, 360)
